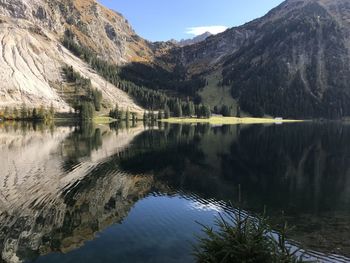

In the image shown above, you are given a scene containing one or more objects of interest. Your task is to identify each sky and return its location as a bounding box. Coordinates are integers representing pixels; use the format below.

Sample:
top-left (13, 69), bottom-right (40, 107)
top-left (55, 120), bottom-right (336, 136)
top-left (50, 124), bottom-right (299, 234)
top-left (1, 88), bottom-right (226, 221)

top-left (99, 0), bottom-right (285, 41)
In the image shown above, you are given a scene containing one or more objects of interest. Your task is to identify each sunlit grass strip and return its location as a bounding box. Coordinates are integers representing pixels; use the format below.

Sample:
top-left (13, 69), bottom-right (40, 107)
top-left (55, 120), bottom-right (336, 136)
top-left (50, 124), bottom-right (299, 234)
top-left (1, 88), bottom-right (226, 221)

top-left (93, 116), bottom-right (116, 124)
top-left (162, 117), bottom-right (303, 125)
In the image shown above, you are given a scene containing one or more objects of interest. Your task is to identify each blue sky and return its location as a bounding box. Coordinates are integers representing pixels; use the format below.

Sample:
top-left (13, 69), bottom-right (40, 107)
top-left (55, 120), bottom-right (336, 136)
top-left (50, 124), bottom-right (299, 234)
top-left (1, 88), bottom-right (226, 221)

top-left (99, 0), bottom-right (284, 41)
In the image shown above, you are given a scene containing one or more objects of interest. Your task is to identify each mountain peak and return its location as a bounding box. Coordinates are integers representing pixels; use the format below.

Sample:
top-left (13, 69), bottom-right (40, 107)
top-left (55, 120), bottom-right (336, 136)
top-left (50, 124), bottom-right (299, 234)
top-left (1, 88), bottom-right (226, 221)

top-left (174, 31), bottom-right (213, 47)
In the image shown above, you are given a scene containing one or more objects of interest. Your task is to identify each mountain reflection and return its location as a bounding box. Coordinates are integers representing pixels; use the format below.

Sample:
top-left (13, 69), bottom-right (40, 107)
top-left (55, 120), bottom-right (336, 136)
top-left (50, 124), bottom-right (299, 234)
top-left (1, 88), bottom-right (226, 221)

top-left (0, 123), bottom-right (150, 263)
top-left (1, 122), bottom-right (350, 262)
top-left (117, 123), bottom-right (350, 256)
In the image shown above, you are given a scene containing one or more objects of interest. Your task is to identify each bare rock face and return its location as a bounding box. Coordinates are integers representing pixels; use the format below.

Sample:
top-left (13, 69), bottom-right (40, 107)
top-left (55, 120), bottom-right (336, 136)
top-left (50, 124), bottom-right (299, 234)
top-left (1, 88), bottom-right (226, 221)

top-left (0, 0), bottom-right (148, 111)
top-left (0, 0), bottom-right (26, 18)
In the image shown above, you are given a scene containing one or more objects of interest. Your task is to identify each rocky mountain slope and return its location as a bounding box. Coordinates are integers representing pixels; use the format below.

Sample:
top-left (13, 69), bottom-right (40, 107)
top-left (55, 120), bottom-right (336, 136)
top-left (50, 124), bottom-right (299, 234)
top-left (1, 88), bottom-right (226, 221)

top-left (169, 0), bottom-right (350, 118)
top-left (1, 0), bottom-right (350, 118)
top-left (0, 0), bottom-right (148, 112)
top-left (171, 32), bottom-right (213, 47)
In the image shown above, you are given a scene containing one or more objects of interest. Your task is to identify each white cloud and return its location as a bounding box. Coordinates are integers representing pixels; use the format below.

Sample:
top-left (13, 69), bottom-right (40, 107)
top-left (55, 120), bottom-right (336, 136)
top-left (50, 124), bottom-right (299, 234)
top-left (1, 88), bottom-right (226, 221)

top-left (185, 26), bottom-right (228, 36)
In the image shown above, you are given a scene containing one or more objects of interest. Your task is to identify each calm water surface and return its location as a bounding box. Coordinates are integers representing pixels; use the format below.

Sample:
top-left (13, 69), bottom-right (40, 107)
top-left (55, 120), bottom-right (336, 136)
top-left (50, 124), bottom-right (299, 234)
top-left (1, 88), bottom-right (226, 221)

top-left (1, 122), bottom-right (350, 263)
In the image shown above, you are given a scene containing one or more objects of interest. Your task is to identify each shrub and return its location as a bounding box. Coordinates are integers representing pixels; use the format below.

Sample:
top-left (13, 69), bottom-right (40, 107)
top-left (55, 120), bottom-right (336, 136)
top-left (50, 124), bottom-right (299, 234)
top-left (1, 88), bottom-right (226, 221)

top-left (194, 210), bottom-right (308, 263)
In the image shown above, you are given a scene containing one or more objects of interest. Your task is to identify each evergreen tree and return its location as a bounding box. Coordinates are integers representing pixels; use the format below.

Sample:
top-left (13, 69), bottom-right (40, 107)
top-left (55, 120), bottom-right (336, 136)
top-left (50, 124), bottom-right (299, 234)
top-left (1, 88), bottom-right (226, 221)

top-left (174, 101), bottom-right (182, 117)
top-left (236, 105), bottom-right (241, 118)
top-left (126, 108), bottom-right (130, 121)
top-left (148, 111), bottom-right (154, 121)
top-left (213, 105), bottom-right (219, 114)
top-left (20, 103), bottom-right (27, 120)
top-left (119, 110), bottom-right (126, 120)
top-left (110, 103), bottom-right (119, 119)
top-left (81, 102), bottom-right (94, 120)
top-left (221, 105), bottom-right (231, 117)
top-left (32, 108), bottom-right (38, 120)
top-left (13, 108), bottom-right (19, 120)
top-left (92, 89), bottom-right (103, 111)
top-left (164, 105), bottom-right (170, 119)
top-left (49, 103), bottom-right (55, 120)
top-left (203, 105), bottom-right (211, 118)
top-left (132, 113), bottom-right (137, 122)
top-left (4, 107), bottom-right (9, 119)
top-left (188, 101), bottom-right (195, 117)
top-left (38, 105), bottom-right (46, 120)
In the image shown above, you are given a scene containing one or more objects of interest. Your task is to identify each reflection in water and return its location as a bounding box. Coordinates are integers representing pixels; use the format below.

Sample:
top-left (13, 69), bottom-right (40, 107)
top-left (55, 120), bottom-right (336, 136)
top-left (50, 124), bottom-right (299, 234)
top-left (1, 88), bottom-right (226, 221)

top-left (1, 122), bottom-right (350, 262)
top-left (117, 123), bottom-right (350, 258)
top-left (0, 124), bottom-right (149, 263)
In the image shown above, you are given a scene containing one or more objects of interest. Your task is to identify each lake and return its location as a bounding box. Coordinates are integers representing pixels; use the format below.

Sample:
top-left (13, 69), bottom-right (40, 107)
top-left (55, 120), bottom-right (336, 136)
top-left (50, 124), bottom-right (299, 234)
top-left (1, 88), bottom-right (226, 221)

top-left (0, 121), bottom-right (350, 263)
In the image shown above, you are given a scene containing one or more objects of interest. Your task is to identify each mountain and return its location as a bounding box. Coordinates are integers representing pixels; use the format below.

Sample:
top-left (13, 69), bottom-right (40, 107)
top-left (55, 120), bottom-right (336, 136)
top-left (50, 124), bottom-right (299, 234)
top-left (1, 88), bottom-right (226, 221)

top-left (169, 0), bottom-right (350, 118)
top-left (1, 0), bottom-right (350, 118)
top-left (0, 0), bottom-right (149, 112)
top-left (172, 32), bottom-right (213, 47)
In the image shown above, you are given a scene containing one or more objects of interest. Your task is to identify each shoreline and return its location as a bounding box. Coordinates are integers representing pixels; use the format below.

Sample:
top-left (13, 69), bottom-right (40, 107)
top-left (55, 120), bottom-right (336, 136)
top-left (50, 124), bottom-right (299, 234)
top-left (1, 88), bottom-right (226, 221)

top-left (161, 117), bottom-right (304, 125)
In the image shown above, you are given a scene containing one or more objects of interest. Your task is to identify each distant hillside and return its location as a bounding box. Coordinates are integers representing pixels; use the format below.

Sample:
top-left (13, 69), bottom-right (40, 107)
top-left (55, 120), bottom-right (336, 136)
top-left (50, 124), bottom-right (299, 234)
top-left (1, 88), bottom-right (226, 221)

top-left (171, 32), bottom-right (213, 47)
top-left (164, 0), bottom-right (350, 118)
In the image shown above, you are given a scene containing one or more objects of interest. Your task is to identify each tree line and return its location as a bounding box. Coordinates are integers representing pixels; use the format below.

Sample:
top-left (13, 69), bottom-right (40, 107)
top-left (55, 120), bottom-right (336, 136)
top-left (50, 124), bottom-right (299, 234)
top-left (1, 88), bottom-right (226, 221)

top-left (62, 65), bottom-right (103, 120)
top-left (109, 104), bottom-right (138, 122)
top-left (62, 30), bottom-right (212, 119)
top-left (0, 104), bottom-right (55, 122)
top-left (213, 104), bottom-right (241, 117)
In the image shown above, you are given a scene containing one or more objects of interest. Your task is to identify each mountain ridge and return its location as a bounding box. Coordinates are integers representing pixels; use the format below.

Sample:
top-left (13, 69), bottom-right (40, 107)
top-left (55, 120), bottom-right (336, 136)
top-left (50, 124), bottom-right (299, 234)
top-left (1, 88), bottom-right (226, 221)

top-left (158, 0), bottom-right (350, 118)
top-left (0, 0), bottom-right (148, 112)
top-left (1, 0), bottom-right (350, 118)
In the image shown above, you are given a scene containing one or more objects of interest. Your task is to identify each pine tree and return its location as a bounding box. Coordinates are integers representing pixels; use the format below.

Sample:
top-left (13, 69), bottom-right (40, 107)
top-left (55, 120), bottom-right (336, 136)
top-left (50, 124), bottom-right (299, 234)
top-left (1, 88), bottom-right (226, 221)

top-left (119, 110), bottom-right (126, 121)
top-left (20, 103), bottom-right (27, 120)
top-left (236, 105), bottom-right (241, 118)
top-left (203, 105), bottom-right (211, 118)
top-left (93, 89), bottom-right (103, 111)
top-left (188, 101), bottom-right (195, 117)
top-left (164, 105), bottom-right (170, 119)
top-left (32, 108), bottom-right (38, 120)
top-left (174, 101), bottom-right (182, 117)
top-left (132, 113), bottom-right (137, 122)
top-left (49, 103), bottom-right (55, 120)
top-left (38, 106), bottom-right (45, 120)
top-left (13, 108), bottom-right (19, 120)
top-left (81, 102), bottom-right (94, 120)
top-left (126, 108), bottom-right (130, 121)
top-left (4, 107), bottom-right (9, 119)
top-left (221, 105), bottom-right (231, 117)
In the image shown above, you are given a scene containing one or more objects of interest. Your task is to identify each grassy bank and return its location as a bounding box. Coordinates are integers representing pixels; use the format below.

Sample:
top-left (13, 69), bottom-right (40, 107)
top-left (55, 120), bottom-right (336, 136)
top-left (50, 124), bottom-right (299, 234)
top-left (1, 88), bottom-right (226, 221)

top-left (93, 116), bottom-right (117, 124)
top-left (161, 116), bottom-right (303, 125)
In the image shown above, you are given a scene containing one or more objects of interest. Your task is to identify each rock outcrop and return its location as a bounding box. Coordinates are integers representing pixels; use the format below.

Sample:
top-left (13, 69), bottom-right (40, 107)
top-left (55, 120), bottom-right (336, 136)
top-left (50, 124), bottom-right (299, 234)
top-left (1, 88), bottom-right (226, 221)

top-left (0, 0), bottom-right (148, 111)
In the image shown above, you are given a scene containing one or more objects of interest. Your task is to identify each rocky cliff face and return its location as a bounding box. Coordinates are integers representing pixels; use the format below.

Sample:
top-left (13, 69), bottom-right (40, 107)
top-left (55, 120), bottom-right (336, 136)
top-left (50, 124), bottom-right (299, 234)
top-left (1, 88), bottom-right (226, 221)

top-left (0, 0), bottom-right (148, 111)
top-left (0, 0), bottom-right (152, 63)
